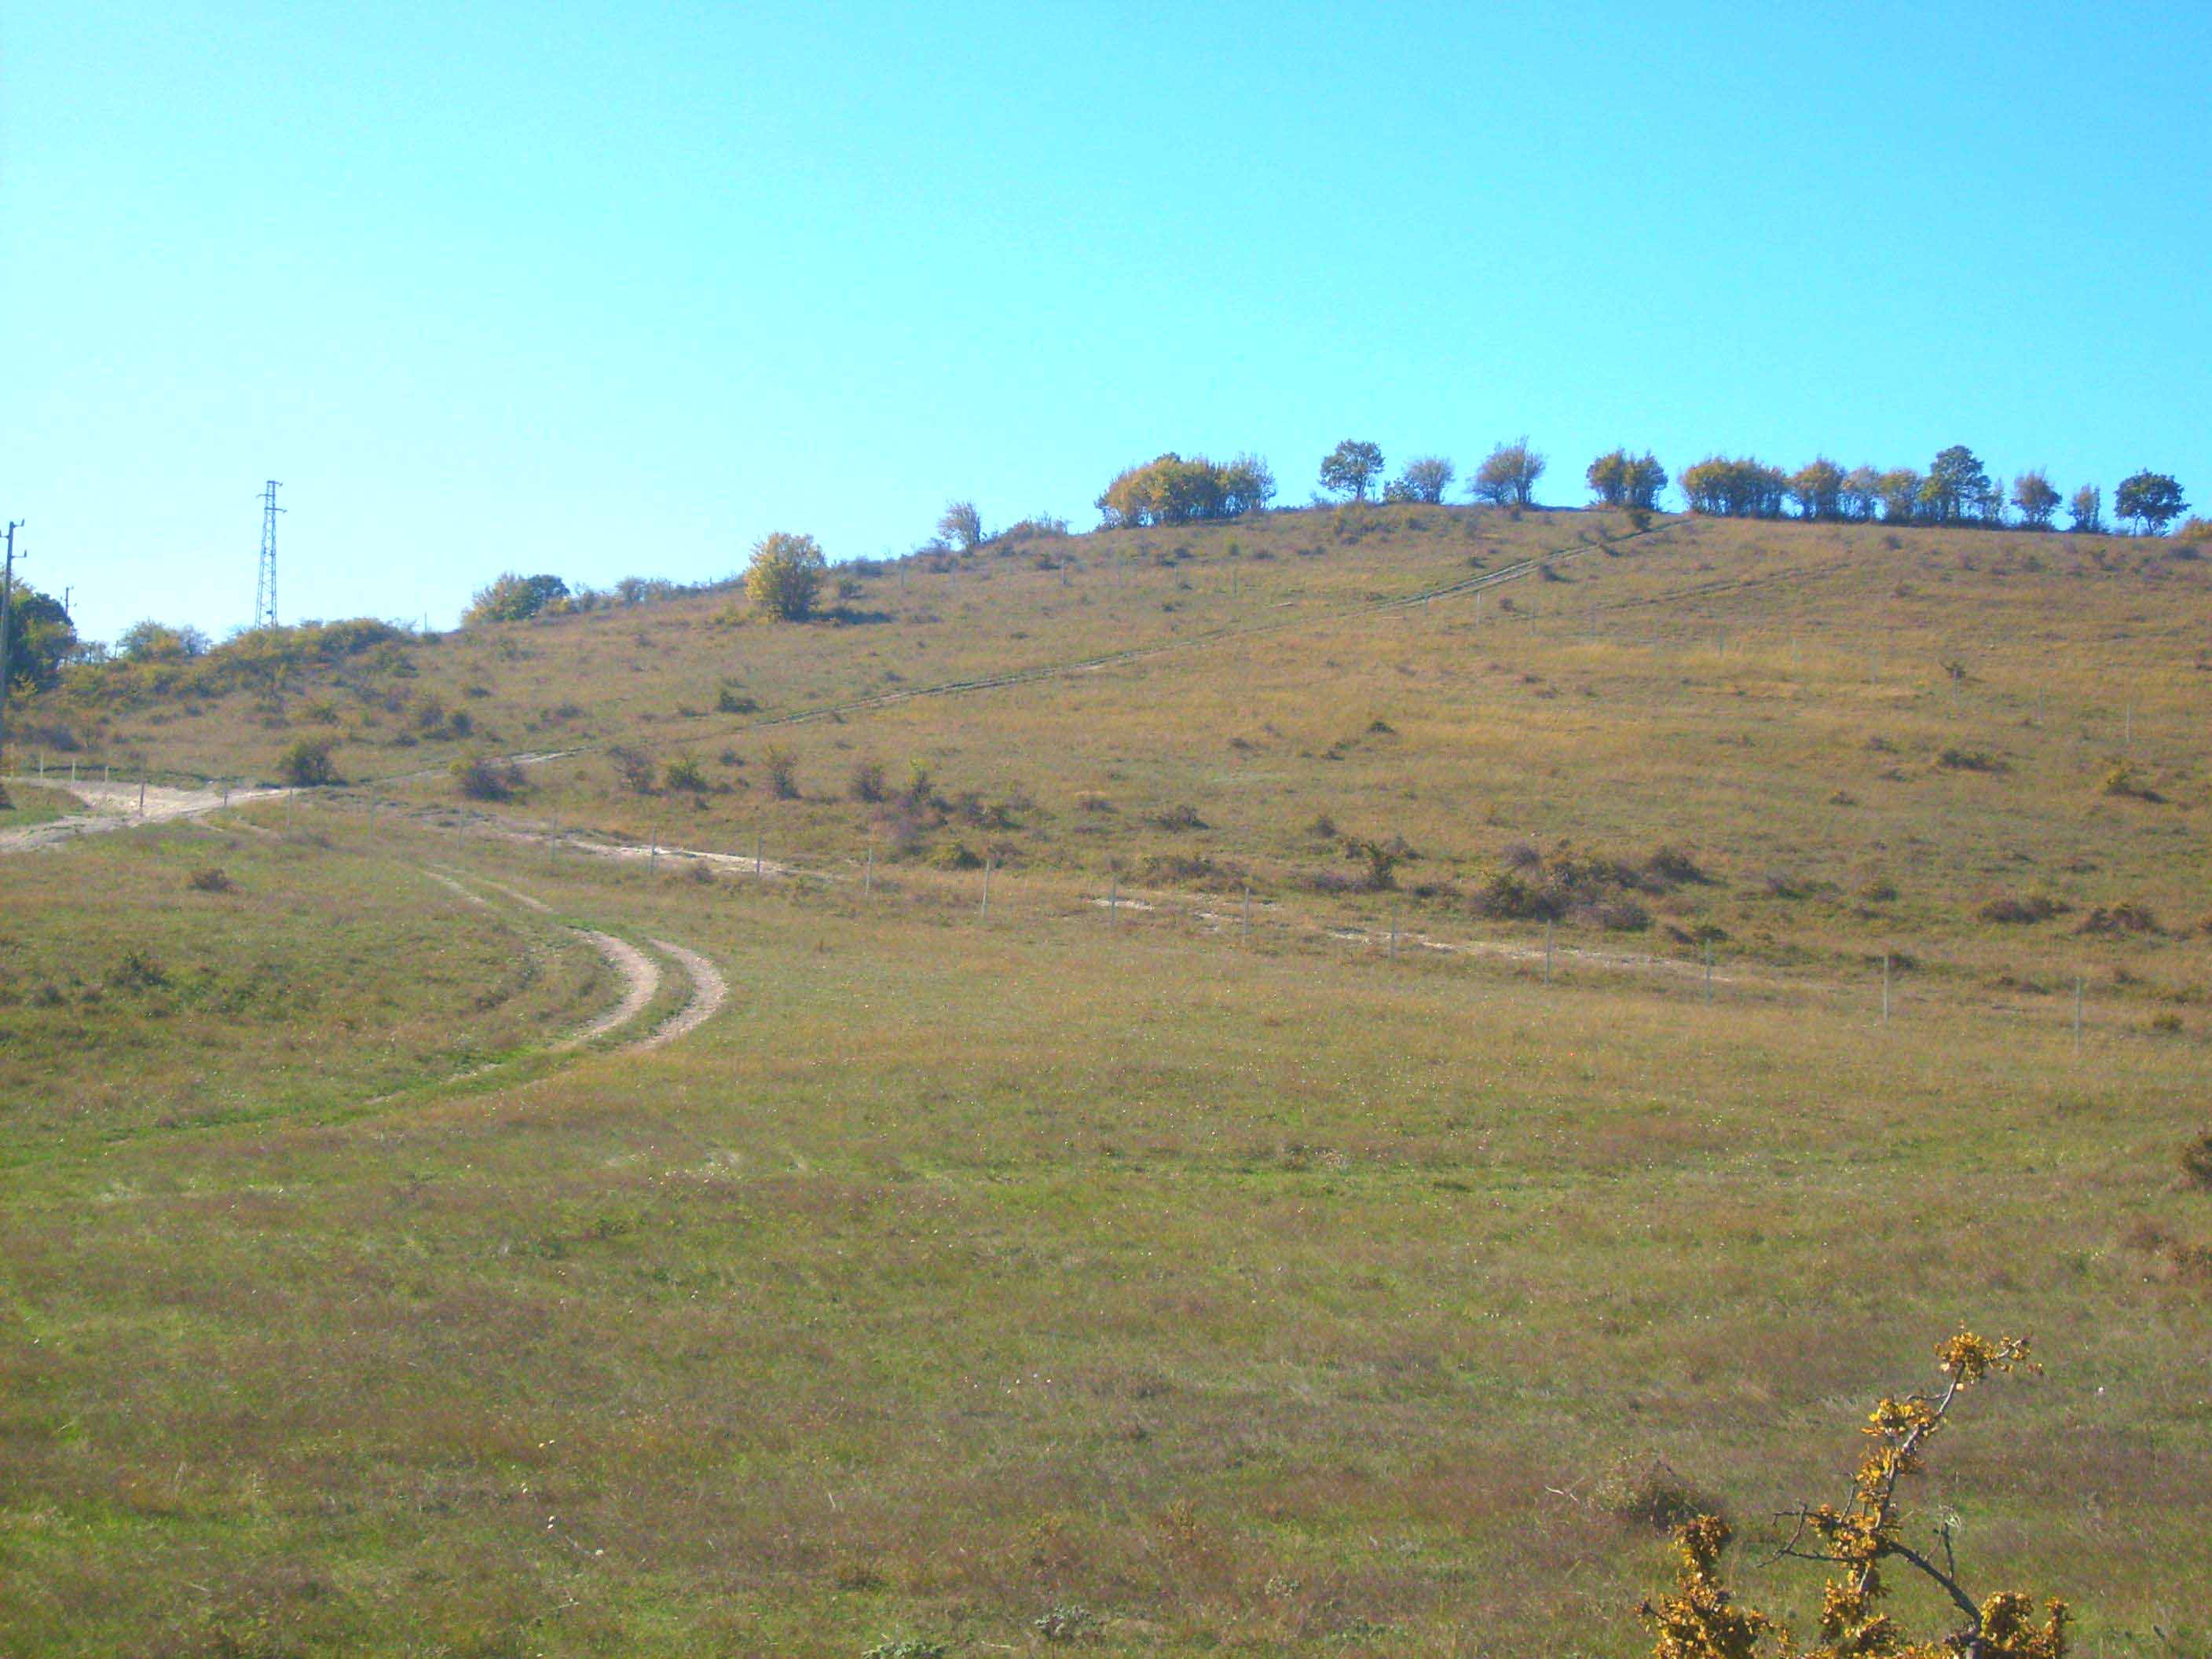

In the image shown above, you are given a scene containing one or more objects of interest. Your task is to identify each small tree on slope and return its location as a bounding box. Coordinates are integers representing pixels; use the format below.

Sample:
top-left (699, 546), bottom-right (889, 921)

top-left (1637, 1328), bottom-right (2067, 1659)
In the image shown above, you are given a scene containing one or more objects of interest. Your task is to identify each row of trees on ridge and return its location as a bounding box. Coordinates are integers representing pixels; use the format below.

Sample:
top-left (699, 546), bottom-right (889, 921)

top-left (1086, 439), bottom-right (2189, 535)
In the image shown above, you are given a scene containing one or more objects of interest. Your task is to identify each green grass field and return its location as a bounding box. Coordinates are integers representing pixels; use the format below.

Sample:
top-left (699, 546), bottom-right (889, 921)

top-left (5, 507), bottom-right (2210, 1655)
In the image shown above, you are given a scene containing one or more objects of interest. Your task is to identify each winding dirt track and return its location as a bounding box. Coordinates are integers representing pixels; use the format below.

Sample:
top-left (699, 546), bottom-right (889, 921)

top-left (554, 932), bottom-right (663, 1051)
top-left (5, 782), bottom-right (732, 1069)
top-left (0, 779), bottom-right (284, 853)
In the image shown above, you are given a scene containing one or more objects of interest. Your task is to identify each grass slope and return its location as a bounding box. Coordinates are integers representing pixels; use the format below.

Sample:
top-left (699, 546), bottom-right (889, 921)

top-left (5, 507), bottom-right (2211, 1654)
top-left (1, 817), bottom-right (2207, 1655)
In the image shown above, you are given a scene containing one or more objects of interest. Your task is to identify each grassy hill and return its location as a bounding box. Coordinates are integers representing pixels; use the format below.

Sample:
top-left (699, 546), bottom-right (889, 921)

top-left (5, 504), bottom-right (2211, 1656)
top-left (31, 503), bottom-right (2212, 1005)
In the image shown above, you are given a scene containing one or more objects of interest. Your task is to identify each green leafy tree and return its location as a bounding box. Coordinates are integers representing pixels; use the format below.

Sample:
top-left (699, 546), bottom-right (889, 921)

top-left (1840, 466), bottom-right (1882, 521)
top-left (1471, 438), bottom-right (1546, 507)
top-left (1384, 455), bottom-right (1456, 504)
top-left (1318, 440), bottom-right (1385, 502)
top-left (745, 532), bottom-right (828, 621)
top-left (1920, 445), bottom-right (1990, 526)
top-left (1877, 468), bottom-right (1924, 524)
top-left (2114, 470), bottom-right (2186, 536)
top-left (1097, 453), bottom-right (1271, 526)
top-left (1681, 457), bottom-right (1787, 518)
top-left (463, 573), bottom-right (570, 625)
top-left (936, 500), bottom-right (985, 551)
top-left (1787, 458), bottom-right (1844, 521)
top-left (2068, 483), bottom-right (2104, 533)
top-left (2, 588), bottom-right (78, 693)
top-left (1587, 449), bottom-right (1668, 511)
top-left (1218, 453), bottom-right (1276, 516)
top-left (116, 620), bottom-right (211, 661)
top-left (2011, 470), bottom-right (2060, 530)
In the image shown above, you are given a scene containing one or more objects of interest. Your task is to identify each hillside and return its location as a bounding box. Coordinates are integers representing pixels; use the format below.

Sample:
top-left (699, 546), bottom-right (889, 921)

top-left (5, 504), bottom-right (2212, 1657)
top-left (27, 503), bottom-right (2212, 1009)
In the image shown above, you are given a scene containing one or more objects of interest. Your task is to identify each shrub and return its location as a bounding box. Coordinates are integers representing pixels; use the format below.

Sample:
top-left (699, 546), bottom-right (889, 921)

top-left (863, 1643), bottom-right (948, 1659)
top-left (2101, 760), bottom-right (2163, 801)
top-left (2077, 902), bottom-right (2161, 936)
top-left (1644, 844), bottom-right (1708, 886)
top-left (928, 840), bottom-right (983, 870)
top-left (1342, 835), bottom-right (1408, 891)
top-left (1151, 804), bottom-right (1207, 832)
top-left (274, 737), bottom-right (340, 787)
top-left (662, 755), bottom-right (709, 793)
top-left (1596, 1454), bottom-right (1723, 1533)
top-left (716, 683), bottom-right (760, 715)
top-left (607, 745), bottom-right (657, 794)
top-left (452, 753), bottom-right (524, 800)
top-left (1979, 893), bottom-right (2067, 925)
top-left (1141, 852), bottom-right (1242, 891)
top-left (186, 867), bottom-right (234, 893)
top-left (1584, 898), bottom-right (1652, 932)
top-left (1936, 745), bottom-right (2007, 773)
top-left (463, 572), bottom-right (569, 625)
top-left (1635, 1328), bottom-right (2057, 1659)
top-left (745, 531), bottom-right (827, 621)
top-left (1034, 1605), bottom-right (1101, 1643)
top-left (2181, 1132), bottom-right (2212, 1191)
top-left (761, 746), bottom-right (800, 800)
top-left (112, 949), bottom-right (168, 991)
top-left (849, 759), bottom-right (888, 803)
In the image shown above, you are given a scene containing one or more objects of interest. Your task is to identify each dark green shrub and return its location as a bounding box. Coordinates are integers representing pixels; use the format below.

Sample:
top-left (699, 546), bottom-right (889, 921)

top-left (453, 753), bottom-right (524, 800)
top-left (274, 737), bottom-right (340, 787)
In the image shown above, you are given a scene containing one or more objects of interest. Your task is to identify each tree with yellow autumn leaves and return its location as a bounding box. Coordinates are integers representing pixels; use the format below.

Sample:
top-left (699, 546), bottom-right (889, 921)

top-left (1638, 1329), bottom-right (2067, 1659)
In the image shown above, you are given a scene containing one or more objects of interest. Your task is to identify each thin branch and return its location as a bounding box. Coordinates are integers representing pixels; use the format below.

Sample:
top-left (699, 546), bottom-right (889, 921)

top-left (1884, 1537), bottom-right (1982, 1625)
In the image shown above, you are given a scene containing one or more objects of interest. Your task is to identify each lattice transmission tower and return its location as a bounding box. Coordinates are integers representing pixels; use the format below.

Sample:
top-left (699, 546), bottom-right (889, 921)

top-left (254, 480), bottom-right (284, 628)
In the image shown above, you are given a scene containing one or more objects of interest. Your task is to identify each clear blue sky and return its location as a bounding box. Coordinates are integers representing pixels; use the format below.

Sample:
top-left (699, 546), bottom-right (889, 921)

top-left (7, 1), bottom-right (2207, 644)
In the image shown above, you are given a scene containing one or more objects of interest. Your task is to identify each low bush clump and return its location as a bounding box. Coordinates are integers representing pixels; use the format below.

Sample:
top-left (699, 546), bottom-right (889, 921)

top-left (1151, 803), bottom-right (1207, 832)
top-left (2181, 1132), bottom-right (2212, 1191)
top-left (662, 755), bottom-right (709, 793)
top-left (2077, 902), bottom-right (2161, 936)
top-left (607, 745), bottom-right (657, 794)
top-left (1936, 745), bottom-right (2008, 773)
top-left (1142, 852), bottom-right (1244, 892)
top-left (274, 737), bottom-right (341, 787)
top-left (1342, 833), bottom-right (1415, 892)
top-left (715, 683), bottom-right (759, 715)
top-left (1595, 1454), bottom-right (1724, 1533)
top-left (849, 759), bottom-right (888, 803)
top-left (1474, 841), bottom-right (1706, 927)
top-left (761, 746), bottom-right (800, 800)
top-left (452, 753), bottom-right (524, 800)
top-left (1979, 893), bottom-right (2067, 925)
top-left (186, 867), bottom-right (234, 893)
top-left (2101, 760), bottom-right (2164, 801)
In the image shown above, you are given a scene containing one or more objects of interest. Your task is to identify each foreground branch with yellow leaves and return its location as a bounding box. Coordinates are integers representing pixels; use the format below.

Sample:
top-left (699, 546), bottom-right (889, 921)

top-left (1638, 1329), bottom-right (2067, 1659)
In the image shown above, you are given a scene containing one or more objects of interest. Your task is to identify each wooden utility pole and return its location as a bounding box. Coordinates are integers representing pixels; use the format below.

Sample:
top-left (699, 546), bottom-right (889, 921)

top-left (0, 521), bottom-right (23, 771)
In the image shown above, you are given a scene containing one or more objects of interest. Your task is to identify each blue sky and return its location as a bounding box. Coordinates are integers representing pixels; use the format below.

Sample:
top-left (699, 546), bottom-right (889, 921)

top-left (6, 1), bottom-right (2207, 643)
